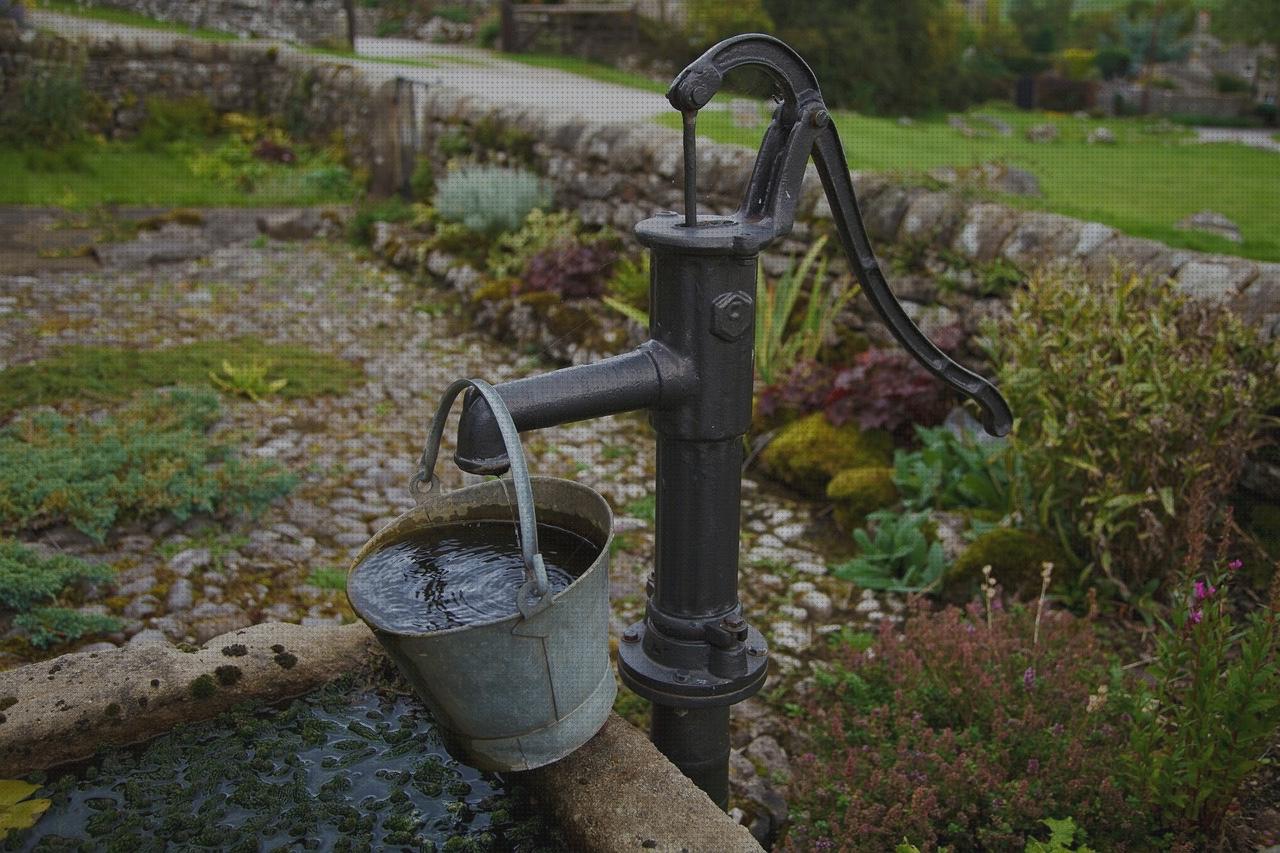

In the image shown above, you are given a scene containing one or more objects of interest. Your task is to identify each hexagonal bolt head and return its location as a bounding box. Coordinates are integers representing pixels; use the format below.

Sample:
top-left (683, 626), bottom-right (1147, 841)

top-left (710, 290), bottom-right (754, 342)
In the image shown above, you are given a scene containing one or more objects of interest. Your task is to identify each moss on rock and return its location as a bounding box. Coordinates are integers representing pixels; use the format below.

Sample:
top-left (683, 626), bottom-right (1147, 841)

top-left (759, 413), bottom-right (893, 498)
top-left (944, 527), bottom-right (1067, 602)
top-left (827, 467), bottom-right (899, 531)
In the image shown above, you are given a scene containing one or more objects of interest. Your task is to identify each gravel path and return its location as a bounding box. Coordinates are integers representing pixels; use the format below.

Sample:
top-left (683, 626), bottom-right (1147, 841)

top-left (0, 225), bottom-right (888, 664)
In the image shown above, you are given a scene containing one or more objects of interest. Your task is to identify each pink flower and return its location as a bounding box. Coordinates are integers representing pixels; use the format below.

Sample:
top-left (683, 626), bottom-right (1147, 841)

top-left (1189, 607), bottom-right (1203, 625)
top-left (1228, 559), bottom-right (1243, 572)
top-left (1194, 580), bottom-right (1216, 602)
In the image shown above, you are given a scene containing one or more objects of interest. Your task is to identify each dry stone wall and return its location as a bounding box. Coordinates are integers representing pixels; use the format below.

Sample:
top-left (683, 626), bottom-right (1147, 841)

top-left (3, 20), bottom-right (1277, 345)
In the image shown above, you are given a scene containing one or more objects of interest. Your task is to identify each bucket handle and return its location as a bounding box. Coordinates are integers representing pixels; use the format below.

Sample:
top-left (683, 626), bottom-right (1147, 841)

top-left (410, 378), bottom-right (552, 618)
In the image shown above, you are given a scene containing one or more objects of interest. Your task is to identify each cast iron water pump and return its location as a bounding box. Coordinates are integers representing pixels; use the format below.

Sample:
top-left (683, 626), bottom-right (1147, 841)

top-left (453, 34), bottom-right (1013, 807)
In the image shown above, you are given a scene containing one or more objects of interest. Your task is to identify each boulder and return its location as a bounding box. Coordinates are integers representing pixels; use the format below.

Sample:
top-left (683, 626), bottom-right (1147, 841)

top-left (1087, 126), bottom-right (1116, 144)
top-left (1176, 210), bottom-right (1243, 244)
top-left (1025, 123), bottom-right (1059, 143)
top-left (256, 209), bottom-right (322, 241)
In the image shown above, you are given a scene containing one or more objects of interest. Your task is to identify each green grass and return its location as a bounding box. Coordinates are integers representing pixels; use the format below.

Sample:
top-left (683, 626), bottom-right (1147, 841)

top-left (306, 568), bottom-right (348, 591)
top-left (0, 338), bottom-right (363, 414)
top-left (666, 103), bottom-right (1280, 262)
top-left (35, 0), bottom-right (240, 41)
top-left (503, 53), bottom-right (669, 94)
top-left (0, 142), bottom-right (360, 208)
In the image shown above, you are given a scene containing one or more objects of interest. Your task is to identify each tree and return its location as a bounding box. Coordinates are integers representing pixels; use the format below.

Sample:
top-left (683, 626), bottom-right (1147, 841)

top-left (763, 0), bottom-right (977, 115)
top-left (1216, 0), bottom-right (1280, 103)
top-left (1008, 0), bottom-right (1075, 55)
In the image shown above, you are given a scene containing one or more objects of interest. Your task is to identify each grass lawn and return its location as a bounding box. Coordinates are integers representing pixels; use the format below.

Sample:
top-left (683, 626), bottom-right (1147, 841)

top-left (665, 104), bottom-right (1280, 262)
top-left (34, 0), bottom-right (239, 41)
top-left (0, 143), bottom-right (358, 208)
top-left (503, 53), bottom-right (670, 94)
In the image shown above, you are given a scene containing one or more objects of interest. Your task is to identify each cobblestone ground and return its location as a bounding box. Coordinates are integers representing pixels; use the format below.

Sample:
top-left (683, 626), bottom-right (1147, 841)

top-left (1, 221), bottom-right (902, 839)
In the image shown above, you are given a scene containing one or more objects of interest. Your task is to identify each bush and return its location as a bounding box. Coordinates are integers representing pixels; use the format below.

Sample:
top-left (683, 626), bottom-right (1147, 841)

top-left (893, 425), bottom-right (1020, 517)
top-left (347, 197), bottom-right (415, 246)
top-left (2, 63), bottom-right (87, 149)
top-left (758, 412), bottom-right (893, 498)
top-left (1121, 548), bottom-right (1280, 837)
top-left (15, 607), bottom-right (123, 650)
top-left (0, 540), bottom-right (113, 612)
top-left (0, 339), bottom-right (362, 414)
top-left (984, 268), bottom-right (1279, 599)
top-left (783, 601), bottom-right (1147, 851)
top-left (827, 466), bottom-right (899, 531)
top-left (485, 209), bottom-right (586, 279)
top-left (136, 95), bottom-right (219, 151)
top-left (519, 242), bottom-right (617, 300)
top-left (433, 166), bottom-right (550, 235)
top-left (0, 390), bottom-right (296, 541)
top-left (833, 509), bottom-right (946, 592)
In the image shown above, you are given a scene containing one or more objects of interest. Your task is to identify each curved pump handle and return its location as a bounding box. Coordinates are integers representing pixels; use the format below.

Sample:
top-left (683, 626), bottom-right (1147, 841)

top-left (669, 35), bottom-right (1013, 438)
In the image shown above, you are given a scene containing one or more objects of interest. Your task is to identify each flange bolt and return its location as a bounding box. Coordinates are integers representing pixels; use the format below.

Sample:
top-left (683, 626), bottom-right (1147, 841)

top-left (623, 627), bottom-right (641, 644)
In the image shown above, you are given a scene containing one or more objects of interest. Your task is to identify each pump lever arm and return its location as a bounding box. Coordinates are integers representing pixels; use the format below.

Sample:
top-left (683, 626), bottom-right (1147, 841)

top-left (669, 34), bottom-right (1012, 437)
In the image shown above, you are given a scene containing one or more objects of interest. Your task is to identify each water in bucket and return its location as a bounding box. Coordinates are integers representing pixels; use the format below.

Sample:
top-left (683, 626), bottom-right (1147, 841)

top-left (348, 521), bottom-right (597, 633)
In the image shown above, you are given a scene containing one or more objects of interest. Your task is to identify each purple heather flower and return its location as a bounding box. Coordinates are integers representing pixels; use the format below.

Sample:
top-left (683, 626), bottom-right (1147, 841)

top-left (1194, 580), bottom-right (1216, 602)
top-left (1027, 758), bottom-right (1040, 774)
top-left (1228, 559), bottom-right (1243, 572)
top-left (1023, 666), bottom-right (1036, 691)
top-left (1189, 608), bottom-right (1203, 625)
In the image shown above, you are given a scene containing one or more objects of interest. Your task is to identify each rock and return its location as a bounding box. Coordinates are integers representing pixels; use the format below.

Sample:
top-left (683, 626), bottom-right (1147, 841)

top-left (169, 548), bottom-right (212, 577)
top-left (971, 113), bottom-right (1013, 136)
top-left (118, 574), bottom-right (157, 596)
top-left (745, 735), bottom-right (792, 783)
top-left (769, 621), bottom-right (810, 653)
top-left (77, 642), bottom-right (118, 654)
top-left (945, 528), bottom-right (1067, 602)
top-left (897, 116), bottom-right (914, 126)
top-left (1087, 126), bottom-right (1116, 144)
top-left (256, 210), bottom-right (321, 241)
top-left (123, 595), bottom-right (160, 620)
top-left (796, 589), bottom-right (833, 621)
top-left (1176, 210), bottom-right (1243, 244)
top-left (1025, 123), bottom-right (1059, 143)
top-left (792, 560), bottom-right (827, 576)
top-left (777, 604), bottom-right (808, 622)
top-left (989, 164), bottom-right (1042, 197)
top-left (729, 99), bottom-right (761, 129)
top-left (166, 578), bottom-right (194, 611)
top-left (127, 629), bottom-right (170, 648)
top-left (948, 115), bottom-right (976, 137)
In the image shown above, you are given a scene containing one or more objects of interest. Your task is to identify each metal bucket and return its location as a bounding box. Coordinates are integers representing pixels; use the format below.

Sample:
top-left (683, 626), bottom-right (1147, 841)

top-left (347, 379), bottom-right (616, 772)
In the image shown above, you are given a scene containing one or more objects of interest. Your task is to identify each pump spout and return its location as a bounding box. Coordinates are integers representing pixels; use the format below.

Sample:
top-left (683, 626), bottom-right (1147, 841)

top-left (454, 342), bottom-right (692, 474)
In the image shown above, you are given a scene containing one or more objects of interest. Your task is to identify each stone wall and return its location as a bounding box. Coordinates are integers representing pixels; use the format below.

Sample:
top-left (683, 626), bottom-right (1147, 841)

top-left (71, 0), bottom-right (365, 44)
top-left (4, 20), bottom-right (1278, 348)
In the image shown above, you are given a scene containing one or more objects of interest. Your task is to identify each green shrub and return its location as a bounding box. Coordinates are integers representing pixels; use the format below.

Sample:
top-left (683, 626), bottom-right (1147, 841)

top-left (605, 253), bottom-right (650, 312)
top-left (485, 209), bottom-right (585, 279)
top-left (434, 165), bottom-right (550, 235)
top-left (0, 540), bottom-right (113, 612)
top-left (984, 267), bottom-right (1279, 600)
top-left (136, 95), bottom-right (219, 151)
top-left (833, 509), bottom-right (945, 593)
top-left (827, 466), bottom-right (898, 531)
top-left (2, 63), bottom-right (87, 149)
top-left (348, 197), bottom-right (415, 245)
top-left (15, 607), bottom-right (123, 650)
top-left (0, 339), bottom-right (362, 414)
top-left (783, 601), bottom-right (1145, 851)
top-left (945, 527), bottom-right (1067, 601)
top-left (758, 412), bottom-right (893, 497)
top-left (893, 425), bottom-right (1020, 517)
top-left (409, 156), bottom-right (435, 200)
top-left (0, 390), bottom-right (296, 541)
top-left (1121, 553), bottom-right (1280, 837)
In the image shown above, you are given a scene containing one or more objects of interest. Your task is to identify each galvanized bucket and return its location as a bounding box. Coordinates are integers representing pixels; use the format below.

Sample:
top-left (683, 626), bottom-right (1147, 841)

top-left (347, 378), bottom-right (616, 772)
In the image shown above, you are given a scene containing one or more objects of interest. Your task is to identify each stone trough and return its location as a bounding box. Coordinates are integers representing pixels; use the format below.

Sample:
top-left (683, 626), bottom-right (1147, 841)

top-left (0, 620), bottom-right (761, 852)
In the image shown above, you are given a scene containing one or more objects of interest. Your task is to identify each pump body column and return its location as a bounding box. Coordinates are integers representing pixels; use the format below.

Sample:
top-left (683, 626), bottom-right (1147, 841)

top-left (618, 214), bottom-right (770, 808)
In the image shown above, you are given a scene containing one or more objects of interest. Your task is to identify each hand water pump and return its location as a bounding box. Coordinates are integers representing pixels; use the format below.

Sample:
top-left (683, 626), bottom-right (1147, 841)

top-left (353, 34), bottom-right (1013, 810)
